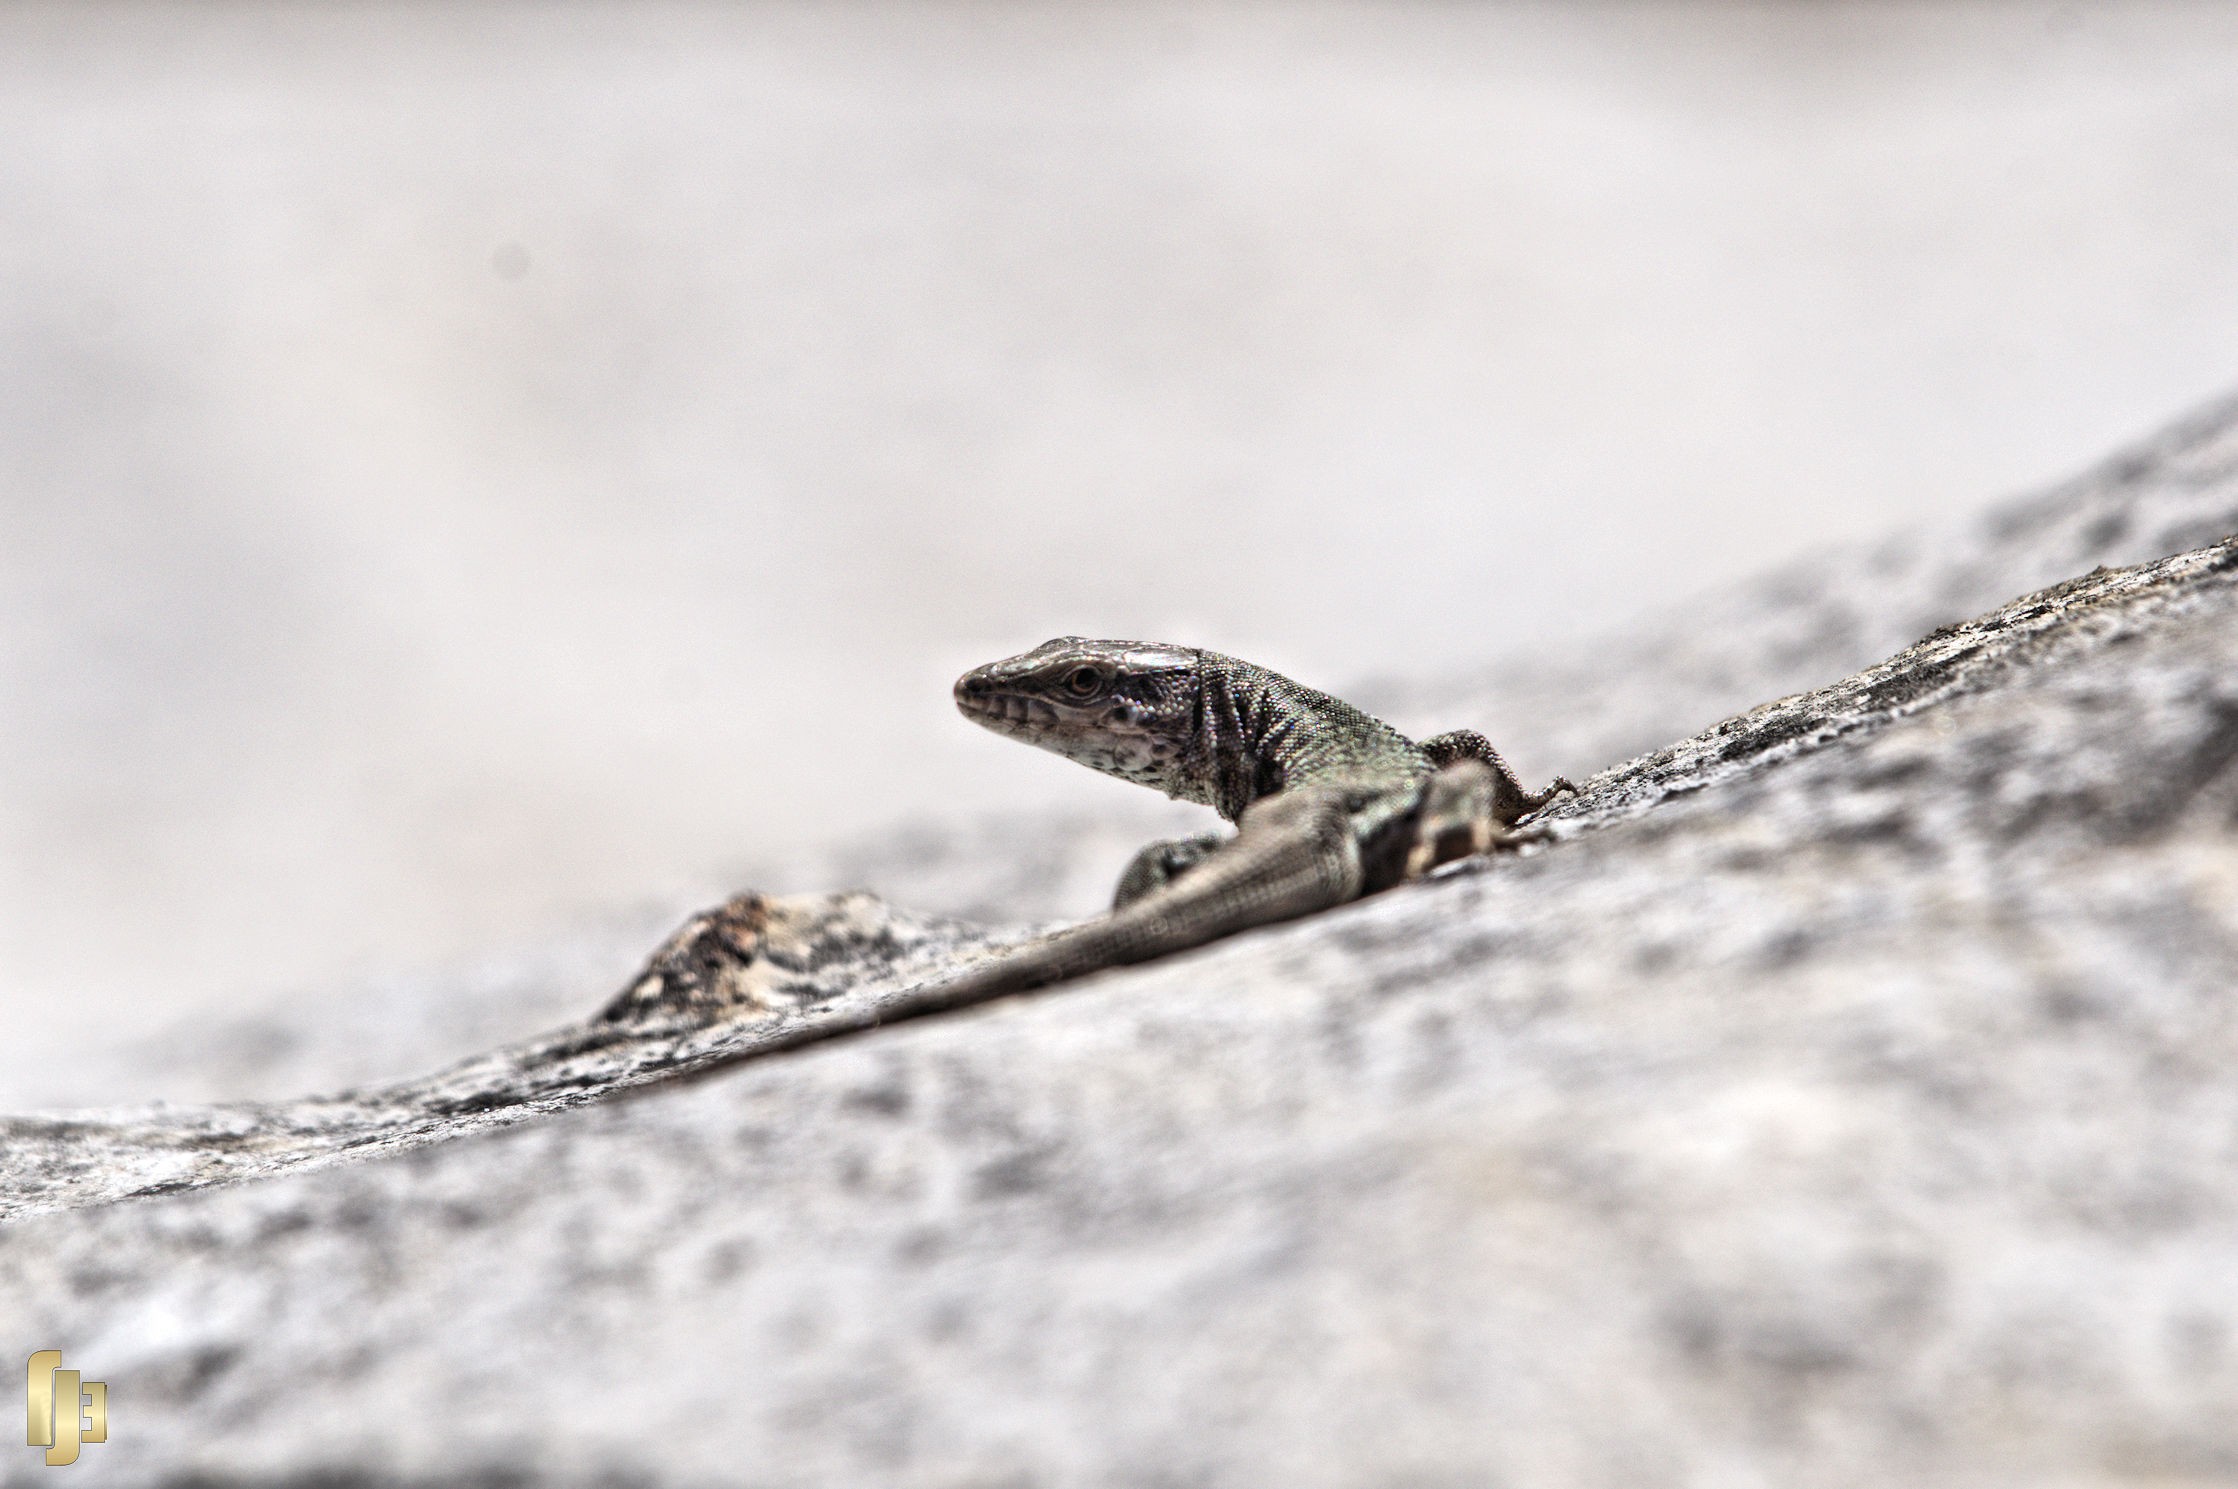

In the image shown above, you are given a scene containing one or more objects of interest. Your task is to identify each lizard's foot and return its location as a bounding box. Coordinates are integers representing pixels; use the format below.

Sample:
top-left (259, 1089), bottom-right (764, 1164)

top-left (1402, 760), bottom-right (1553, 880)
top-left (1519, 775), bottom-right (1580, 815)
top-left (1112, 830), bottom-right (1233, 909)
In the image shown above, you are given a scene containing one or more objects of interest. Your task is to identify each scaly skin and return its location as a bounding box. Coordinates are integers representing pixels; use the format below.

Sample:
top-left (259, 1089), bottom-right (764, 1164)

top-left (909, 637), bottom-right (1573, 1006)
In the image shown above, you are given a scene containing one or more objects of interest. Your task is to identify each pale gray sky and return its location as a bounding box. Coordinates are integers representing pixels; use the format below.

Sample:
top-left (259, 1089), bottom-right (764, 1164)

top-left (6, 1), bottom-right (2238, 1087)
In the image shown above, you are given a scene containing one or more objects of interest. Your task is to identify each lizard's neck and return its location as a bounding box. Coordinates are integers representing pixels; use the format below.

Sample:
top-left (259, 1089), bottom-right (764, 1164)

top-left (1188, 655), bottom-right (1425, 821)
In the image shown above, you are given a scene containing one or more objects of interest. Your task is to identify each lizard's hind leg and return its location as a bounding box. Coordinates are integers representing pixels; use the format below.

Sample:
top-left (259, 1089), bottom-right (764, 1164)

top-left (1113, 830), bottom-right (1232, 909)
top-left (1403, 760), bottom-right (1554, 881)
top-left (1418, 729), bottom-right (1577, 817)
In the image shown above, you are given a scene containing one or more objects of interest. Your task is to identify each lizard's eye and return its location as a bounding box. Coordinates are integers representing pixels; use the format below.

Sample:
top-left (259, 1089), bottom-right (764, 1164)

top-left (1064, 666), bottom-right (1103, 697)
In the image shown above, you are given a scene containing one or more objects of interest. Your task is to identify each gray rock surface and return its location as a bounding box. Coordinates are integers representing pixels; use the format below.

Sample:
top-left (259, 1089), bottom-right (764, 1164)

top-left (6, 397), bottom-right (2238, 1485)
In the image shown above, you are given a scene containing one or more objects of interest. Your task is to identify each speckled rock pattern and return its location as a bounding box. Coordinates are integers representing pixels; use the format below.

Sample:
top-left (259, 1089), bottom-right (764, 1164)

top-left (0, 894), bottom-right (1030, 1225)
top-left (4, 399), bottom-right (2238, 1487)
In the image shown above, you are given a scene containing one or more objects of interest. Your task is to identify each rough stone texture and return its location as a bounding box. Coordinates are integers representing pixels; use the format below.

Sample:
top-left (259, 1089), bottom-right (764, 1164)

top-left (1372, 386), bottom-right (2238, 780)
top-left (5, 397), bottom-right (2238, 1486)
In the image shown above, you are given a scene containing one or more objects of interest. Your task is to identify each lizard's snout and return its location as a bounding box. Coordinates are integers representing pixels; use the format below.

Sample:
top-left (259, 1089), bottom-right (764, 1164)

top-left (954, 667), bottom-right (1010, 726)
top-left (955, 665), bottom-right (1058, 735)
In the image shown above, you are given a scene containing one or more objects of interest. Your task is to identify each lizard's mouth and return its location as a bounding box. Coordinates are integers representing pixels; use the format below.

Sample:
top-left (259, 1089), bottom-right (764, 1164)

top-left (953, 678), bottom-right (1061, 735)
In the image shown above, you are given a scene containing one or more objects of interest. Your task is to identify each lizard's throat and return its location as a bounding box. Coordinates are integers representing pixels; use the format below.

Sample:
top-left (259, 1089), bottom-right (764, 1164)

top-left (959, 695), bottom-right (1200, 800)
top-left (1067, 731), bottom-right (1194, 796)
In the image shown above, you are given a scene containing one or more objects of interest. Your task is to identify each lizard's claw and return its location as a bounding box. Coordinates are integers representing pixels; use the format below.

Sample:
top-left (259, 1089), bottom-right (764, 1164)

top-left (1521, 775), bottom-right (1581, 814)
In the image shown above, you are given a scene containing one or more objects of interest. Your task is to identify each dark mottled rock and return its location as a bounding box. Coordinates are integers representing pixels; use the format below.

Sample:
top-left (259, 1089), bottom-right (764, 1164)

top-left (4, 399), bottom-right (2238, 1487)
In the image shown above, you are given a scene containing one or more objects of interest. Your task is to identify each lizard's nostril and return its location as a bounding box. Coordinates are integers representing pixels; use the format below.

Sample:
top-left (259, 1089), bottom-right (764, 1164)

top-left (955, 671), bottom-right (991, 704)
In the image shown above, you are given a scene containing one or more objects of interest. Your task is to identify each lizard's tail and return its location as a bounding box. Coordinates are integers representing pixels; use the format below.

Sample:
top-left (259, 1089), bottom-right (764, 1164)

top-left (886, 787), bottom-right (1366, 1018)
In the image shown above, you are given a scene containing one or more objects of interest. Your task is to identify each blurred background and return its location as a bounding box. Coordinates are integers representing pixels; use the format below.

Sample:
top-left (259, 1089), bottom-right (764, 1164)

top-left (6, 0), bottom-right (2238, 1093)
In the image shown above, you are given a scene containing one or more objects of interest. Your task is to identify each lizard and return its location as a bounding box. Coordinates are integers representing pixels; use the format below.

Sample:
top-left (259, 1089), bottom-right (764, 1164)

top-left (899, 636), bottom-right (1575, 1011)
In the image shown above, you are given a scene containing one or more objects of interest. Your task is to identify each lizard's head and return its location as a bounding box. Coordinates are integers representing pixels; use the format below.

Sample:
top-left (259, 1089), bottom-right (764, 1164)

top-left (955, 637), bottom-right (1202, 794)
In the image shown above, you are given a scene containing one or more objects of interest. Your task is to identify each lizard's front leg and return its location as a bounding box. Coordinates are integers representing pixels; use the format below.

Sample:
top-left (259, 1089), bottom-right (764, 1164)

top-left (1113, 831), bottom-right (1231, 909)
top-left (916, 786), bottom-right (1364, 1005)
